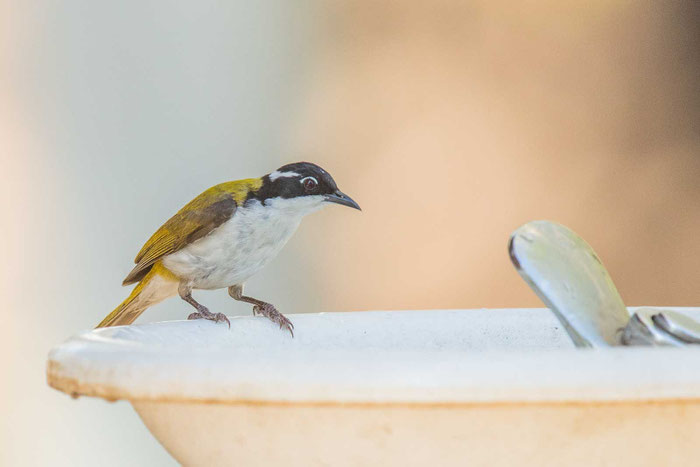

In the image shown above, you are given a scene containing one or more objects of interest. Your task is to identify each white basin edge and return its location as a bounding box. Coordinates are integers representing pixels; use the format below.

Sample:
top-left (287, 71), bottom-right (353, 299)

top-left (47, 307), bottom-right (700, 404)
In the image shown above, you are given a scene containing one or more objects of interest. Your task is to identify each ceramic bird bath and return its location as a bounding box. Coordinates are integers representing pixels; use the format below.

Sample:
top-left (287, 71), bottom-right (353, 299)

top-left (47, 221), bottom-right (700, 466)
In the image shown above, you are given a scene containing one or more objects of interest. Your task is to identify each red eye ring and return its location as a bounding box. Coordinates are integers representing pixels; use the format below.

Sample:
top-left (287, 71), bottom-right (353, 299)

top-left (302, 177), bottom-right (318, 191)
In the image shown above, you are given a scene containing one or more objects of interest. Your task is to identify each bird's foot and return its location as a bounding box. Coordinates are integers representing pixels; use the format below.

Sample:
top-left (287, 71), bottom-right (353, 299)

top-left (187, 308), bottom-right (231, 328)
top-left (253, 303), bottom-right (294, 337)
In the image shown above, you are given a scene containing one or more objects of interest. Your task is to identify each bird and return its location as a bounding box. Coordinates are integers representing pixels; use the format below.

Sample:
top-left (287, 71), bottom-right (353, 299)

top-left (96, 162), bottom-right (360, 336)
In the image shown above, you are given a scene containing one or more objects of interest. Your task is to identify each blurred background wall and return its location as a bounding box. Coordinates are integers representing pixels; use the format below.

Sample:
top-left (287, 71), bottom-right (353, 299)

top-left (1, 0), bottom-right (698, 465)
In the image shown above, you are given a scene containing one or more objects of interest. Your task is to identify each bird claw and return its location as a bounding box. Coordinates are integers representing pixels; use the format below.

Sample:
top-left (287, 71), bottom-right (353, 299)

top-left (253, 303), bottom-right (294, 337)
top-left (187, 310), bottom-right (231, 328)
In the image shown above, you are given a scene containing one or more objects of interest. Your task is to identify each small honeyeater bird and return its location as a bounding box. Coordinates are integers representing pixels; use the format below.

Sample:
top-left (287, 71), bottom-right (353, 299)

top-left (96, 162), bottom-right (360, 336)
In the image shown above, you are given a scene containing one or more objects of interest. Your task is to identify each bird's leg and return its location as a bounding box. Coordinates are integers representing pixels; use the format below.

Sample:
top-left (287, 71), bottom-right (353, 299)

top-left (179, 282), bottom-right (230, 328)
top-left (228, 284), bottom-right (294, 337)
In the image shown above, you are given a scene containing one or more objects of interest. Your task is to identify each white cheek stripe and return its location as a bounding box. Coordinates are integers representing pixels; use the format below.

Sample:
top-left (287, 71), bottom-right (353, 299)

top-left (269, 171), bottom-right (299, 181)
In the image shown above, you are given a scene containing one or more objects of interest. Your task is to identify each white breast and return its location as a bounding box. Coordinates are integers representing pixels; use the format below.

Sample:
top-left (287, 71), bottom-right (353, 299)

top-left (162, 196), bottom-right (325, 290)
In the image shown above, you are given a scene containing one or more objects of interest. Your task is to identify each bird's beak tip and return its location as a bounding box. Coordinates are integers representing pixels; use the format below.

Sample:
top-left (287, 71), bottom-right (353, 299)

top-left (325, 191), bottom-right (361, 211)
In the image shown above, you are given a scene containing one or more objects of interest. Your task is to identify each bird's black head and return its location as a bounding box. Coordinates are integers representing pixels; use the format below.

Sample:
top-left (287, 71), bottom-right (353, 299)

top-left (252, 162), bottom-right (360, 211)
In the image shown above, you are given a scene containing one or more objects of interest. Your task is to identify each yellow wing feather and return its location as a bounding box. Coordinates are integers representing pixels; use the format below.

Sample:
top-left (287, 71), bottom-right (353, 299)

top-left (123, 178), bottom-right (262, 285)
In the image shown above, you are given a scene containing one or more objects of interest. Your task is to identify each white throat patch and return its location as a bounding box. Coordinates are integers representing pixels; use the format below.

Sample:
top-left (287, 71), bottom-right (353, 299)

top-left (263, 195), bottom-right (327, 216)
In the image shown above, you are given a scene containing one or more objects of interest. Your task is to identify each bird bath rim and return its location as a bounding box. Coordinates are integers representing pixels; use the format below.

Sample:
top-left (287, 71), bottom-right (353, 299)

top-left (47, 308), bottom-right (700, 406)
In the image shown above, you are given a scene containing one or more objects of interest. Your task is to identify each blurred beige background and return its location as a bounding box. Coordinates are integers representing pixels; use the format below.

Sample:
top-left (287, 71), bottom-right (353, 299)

top-left (1, 0), bottom-right (698, 465)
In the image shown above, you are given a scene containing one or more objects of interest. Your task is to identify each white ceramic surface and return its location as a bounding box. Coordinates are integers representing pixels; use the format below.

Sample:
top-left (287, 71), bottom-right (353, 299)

top-left (47, 308), bottom-right (700, 466)
top-left (510, 221), bottom-right (630, 347)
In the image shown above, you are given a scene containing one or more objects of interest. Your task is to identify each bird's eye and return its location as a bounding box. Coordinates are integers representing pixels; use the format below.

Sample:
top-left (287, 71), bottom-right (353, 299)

top-left (302, 177), bottom-right (318, 192)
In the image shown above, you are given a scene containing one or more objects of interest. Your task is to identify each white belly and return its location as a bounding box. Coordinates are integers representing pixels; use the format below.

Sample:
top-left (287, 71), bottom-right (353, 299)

top-left (162, 200), bottom-right (306, 289)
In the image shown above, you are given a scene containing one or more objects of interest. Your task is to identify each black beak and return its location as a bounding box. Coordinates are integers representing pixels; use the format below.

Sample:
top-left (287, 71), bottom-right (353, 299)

top-left (324, 190), bottom-right (361, 210)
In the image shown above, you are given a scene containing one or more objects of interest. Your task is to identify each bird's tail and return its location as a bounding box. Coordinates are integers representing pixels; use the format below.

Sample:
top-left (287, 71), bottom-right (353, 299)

top-left (96, 262), bottom-right (179, 328)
